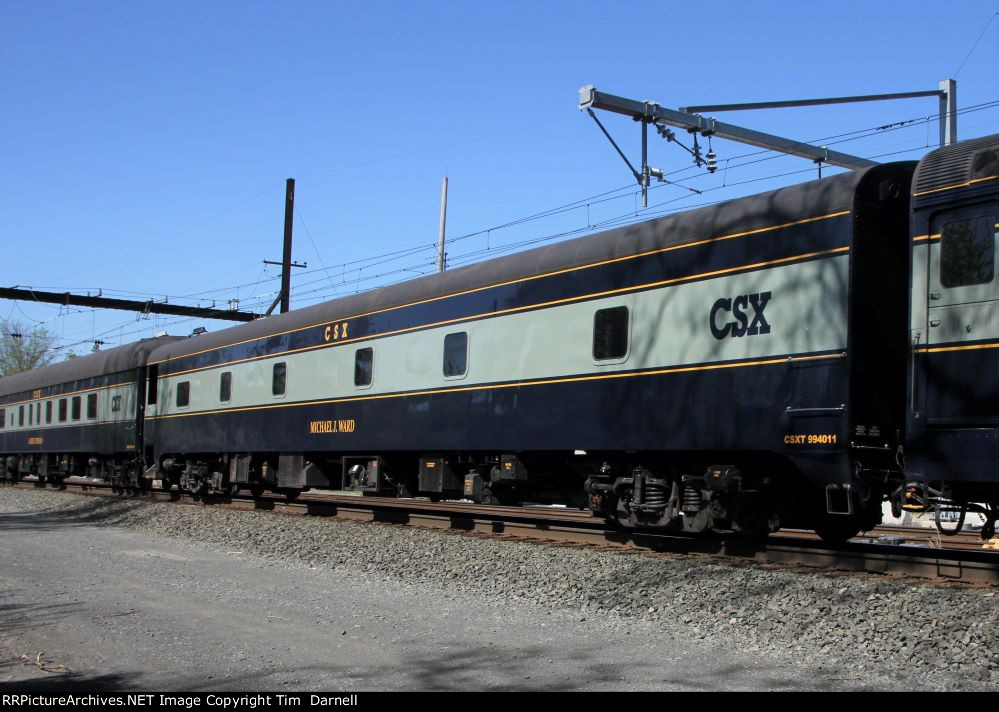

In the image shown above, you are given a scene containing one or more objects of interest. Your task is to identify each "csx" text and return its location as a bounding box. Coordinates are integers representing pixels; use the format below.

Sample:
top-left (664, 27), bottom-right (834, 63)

top-left (709, 291), bottom-right (772, 340)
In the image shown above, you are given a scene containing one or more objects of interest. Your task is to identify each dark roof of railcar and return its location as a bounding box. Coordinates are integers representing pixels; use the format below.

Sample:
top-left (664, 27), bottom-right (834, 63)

top-left (913, 132), bottom-right (999, 197)
top-left (0, 336), bottom-right (183, 398)
top-left (150, 167), bottom-right (882, 363)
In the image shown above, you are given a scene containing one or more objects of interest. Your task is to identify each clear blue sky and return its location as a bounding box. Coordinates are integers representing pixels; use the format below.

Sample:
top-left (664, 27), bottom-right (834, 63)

top-left (2, 1), bottom-right (998, 356)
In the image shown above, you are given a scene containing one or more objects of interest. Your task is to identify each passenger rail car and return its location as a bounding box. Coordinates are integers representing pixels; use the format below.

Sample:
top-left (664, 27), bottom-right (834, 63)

top-left (0, 337), bottom-right (182, 488)
top-left (143, 160), bottom-right (913, 540)
top-left (1, 133), bottom-right (997, 542)
top-left (906, 135), bottom-right (999, 536)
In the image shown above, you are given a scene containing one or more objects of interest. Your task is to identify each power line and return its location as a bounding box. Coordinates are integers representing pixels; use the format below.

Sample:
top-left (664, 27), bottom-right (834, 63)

top-left (18, 98), bottom-right (999, 348)
top-left (954, 12), bottom-right (998, 77)
top-left (51, 181), bottom-right (286, 285)
top-left (286, 119), bottom-right (985, 303)
top-left (58, 99), bottom-right (999, 311)
top-left (295, 206), bottom-right (340, 296)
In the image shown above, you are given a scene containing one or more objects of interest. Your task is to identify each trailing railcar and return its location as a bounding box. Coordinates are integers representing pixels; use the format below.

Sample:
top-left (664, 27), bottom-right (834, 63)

top-left (143, 159), bottom-right (920, 540)
top-left (0, 337), bottom-right (182, 488)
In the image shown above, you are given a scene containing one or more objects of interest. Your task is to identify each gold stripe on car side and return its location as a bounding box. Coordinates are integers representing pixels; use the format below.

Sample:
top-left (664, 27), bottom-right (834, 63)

top-left (913, 174), bottom-right (999, 197)
top-left (151, 351), bottom-right (847, 421)
top-left (1, 381), bottom-right (137, 409)
top-left (160, 245), bottom-right (852, 380)
top-left (912, 222), bottom-right (998, 242)
top-left (915, 340), bottom-right (999, 354)
top-left (149, 210), bottom-right (852, 366)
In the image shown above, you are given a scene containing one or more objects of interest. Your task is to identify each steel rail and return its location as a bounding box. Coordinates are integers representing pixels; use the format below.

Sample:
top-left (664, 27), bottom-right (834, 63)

top-left (7, 478), bottom-right (998, 584)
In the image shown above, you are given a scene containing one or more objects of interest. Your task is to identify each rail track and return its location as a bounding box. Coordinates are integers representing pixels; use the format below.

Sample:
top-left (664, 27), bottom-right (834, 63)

top-left (7, 477), bottom-right (999, 585)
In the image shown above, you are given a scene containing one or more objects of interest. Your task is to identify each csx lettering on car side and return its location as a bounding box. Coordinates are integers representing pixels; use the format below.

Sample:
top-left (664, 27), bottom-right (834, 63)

top-left (710, 291), bottom-right (771, 340)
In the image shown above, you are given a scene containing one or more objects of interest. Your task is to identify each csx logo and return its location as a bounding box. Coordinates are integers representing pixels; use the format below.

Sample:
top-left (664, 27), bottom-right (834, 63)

top-left (709, 291), bottom-right (772, 340)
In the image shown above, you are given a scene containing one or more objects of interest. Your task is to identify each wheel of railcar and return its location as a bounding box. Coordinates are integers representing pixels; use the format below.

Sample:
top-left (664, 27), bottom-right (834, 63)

top-left (813, 516), bottom-right (862, 545)
top-left (732, 514), bottom-right (771, 542)
top-left (982, 510), bottom-right (997, 541)
top-left (283, 489), bottom-right (301, 502)
top-left (934, 504), bottom-right (966, 536)
top-left (730, 493), bottom-right (773, 541)
top-left (249, 483), bottom-right (265, 499)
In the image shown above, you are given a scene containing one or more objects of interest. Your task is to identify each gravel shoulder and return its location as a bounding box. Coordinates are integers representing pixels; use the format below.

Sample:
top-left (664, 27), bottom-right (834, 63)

top-left (0, 487), bottom-right (996, 691)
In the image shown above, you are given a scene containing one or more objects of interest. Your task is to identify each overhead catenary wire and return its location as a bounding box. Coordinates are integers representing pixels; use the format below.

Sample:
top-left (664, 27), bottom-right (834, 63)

top-left (295, 205), bottom-right (340, 296)
top-left (17, 98), bottom-right (999, 349)
top-left (287, 130), bottom-right (962, 302)
top-left (953, 12), bottom-right (998, 78)
top-left (61, 98), bottom-right (999, 312)
top-left (27, 98), bottom-right (999, 312)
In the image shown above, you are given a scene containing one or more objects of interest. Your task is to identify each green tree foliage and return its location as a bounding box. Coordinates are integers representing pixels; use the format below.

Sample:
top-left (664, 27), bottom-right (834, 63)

top-left (0, 320), bottom-right (56, 376)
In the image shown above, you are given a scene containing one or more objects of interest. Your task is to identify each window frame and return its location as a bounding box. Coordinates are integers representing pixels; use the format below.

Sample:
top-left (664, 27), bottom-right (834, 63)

top-left (71, 396), bottom-right (81, 421)
top-left (176, 381), bottom-right (191, 409)
top-left (220, 371), bottom-right (232, 403)
top-left (354, 347), bottom-right (374, 389)
top-left (442, 331), bottom-right (469, 380)
top-left (939, 215), bottom-right (995, 289)
top-left (592, 305), bottom-right (631, 364)
top-left (272, 362), bottom-right (287, 398)
top-left (930, 211), bottom-right (999, 309)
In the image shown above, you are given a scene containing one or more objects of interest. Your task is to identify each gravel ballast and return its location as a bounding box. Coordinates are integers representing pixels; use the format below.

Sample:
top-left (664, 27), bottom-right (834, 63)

top-left (1, 487), bottom-right (996, 690)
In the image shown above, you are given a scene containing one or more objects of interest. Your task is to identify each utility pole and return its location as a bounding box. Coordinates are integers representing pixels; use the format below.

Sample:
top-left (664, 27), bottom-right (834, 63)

top-left (280, 178), bottom-right (295, 313)
top-left (940, 79), bottom-right (957, 146)
top-left (264, 178), bottom-right (306, 316)
top-left (437, 176), bottom-right (448, 272)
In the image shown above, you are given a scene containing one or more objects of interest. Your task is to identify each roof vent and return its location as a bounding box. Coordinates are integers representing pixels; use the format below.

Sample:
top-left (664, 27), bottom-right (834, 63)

top-left (913, 134), bottom-right (999, 196)
top-left (972, 149), bottom-right (998, 180)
